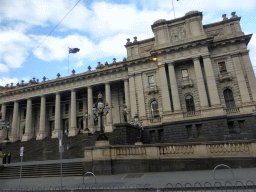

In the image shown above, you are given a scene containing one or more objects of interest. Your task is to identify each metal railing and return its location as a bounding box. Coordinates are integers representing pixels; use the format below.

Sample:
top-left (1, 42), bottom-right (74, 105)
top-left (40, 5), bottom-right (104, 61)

top-left (0, 180), bottom-right (255, 191)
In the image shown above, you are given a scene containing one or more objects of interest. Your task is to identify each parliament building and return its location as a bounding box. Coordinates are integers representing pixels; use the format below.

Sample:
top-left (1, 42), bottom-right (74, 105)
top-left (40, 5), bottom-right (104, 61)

top-left (0, 10), bottom-right (256, 146)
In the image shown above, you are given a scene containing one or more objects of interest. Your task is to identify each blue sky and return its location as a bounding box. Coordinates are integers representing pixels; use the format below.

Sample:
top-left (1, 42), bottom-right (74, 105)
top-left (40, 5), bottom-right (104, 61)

top-left (0, 0), bottom-right (256, 86)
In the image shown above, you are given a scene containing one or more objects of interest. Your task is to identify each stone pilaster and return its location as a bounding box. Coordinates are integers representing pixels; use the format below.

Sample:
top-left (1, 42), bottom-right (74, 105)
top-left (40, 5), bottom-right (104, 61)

top-left (159, 65), bottom-right (172, 113)
top-left (124, 79), bottom-right (131, 122)
top-left (136, 73), bottom-right (146, 118)
top-left (69, 89), bottom-right (77, 136)
top-left (0, 103), bottom-right (6, 142)
top-left (242, 52), bottom-right (256, 102)
top-left (231, 54), bottom-right (251, 108)
top-left (52, 92), bottom-right (61, 138)
top-left (87, 86), bottom-right (94, 133)
top-left (10, 101), bottom-right (20, 142)
top-left (168, 62), bottom-right (181, 112)
top-left (22, 98), bottom-right (33, 141)
top-left (193, 57), bottom-right (209, 109)
top-left (129, 75), bottom-right (137, 119)
top-left (105, 82), bottom-right (113, 132)
top-left (37, 96), bottom-right (47, 140)
top-left (202, 55), bottom-right (221, 107)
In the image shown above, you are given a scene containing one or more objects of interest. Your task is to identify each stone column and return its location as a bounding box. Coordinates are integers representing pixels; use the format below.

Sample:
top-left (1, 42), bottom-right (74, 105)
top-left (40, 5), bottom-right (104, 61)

top-left (124, 79), bottom-right (131, 122)
top-left (159, 65), bottom-right (172, 113)
top-left (202, 55), bottom-right (221, 107)
top-left (136, 73), bottom-right (146, 118)
top-left (37, 95), bottom-right (47, 140)
top-left (87, 86), bottom-right (94, 133)
top-left (22, 98), bottom-right (33, 141)
top-left (69, 89), bottom-right (77, 136)
top-left (10, 101), bottom-right (20, 142)
top-left (168, 63), bottom-right (181, 112)
top-left (193, 57), bottom-right (209, 108)
top-left (0, 103), bottom-right (6, 142)
top-left (52, 92), bottom-right (61, 138)
top-left (232, 54), bottom-right (251, 104)
top-left (105, 82), bottom-right (113, 132)
top-left (129, 75), bottom-right (137, 119)
top-left (242, 52), bottom-right (256, 102)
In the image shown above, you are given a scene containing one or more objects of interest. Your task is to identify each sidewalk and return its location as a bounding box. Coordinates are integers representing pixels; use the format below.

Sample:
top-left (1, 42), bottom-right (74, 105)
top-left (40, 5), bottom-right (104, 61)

top-left (0, 168), bottom-right (255, 189)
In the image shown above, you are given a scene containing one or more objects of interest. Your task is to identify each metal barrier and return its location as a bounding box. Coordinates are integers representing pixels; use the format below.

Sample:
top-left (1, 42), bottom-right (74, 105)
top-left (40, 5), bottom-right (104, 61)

top-left (1, 180), bottom-right (256, 191)
top-left (213, 164), bottom-right (235, 180)
top-left (83, 172), bottom-right (96, 185)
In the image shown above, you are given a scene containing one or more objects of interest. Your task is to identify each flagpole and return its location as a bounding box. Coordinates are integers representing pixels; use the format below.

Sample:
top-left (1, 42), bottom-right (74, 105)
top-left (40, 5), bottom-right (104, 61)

top-left (68, 47), bottom-right (69, 76)
top-left (172, 0), bottom-right (176, 19)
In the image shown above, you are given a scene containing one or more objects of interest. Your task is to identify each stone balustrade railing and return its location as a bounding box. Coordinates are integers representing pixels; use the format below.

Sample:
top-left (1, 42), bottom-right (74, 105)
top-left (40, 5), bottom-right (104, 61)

top-left (84, 141), bottom-right (256, 162)
top-left (225, 107), bottom-right (240, 114)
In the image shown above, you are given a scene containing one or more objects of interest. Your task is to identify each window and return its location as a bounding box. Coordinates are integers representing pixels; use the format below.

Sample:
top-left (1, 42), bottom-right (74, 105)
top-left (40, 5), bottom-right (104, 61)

top-left (151, 100), bottom-right (159, 118)
top-left (52, 106), bottom-right (55, 116)
top-left (149, 130), bottom-right (155, 143)
top-left (79, 101), bottom-right (83, 112)
top-left (238, 120), bottom-right (246, 133)
top-left (181, 69), bottom-right (189, 80)
top-left (148, 75), bottom-right (155, 88)
top-left (223, 89), bottom-right (235, 108)
top-left (65, 104), bottom-right (69, 114)
top-left (185, 95), bottom-right (195, 112)
top-left (23, 109), bottom-right (26, 119)
top-left (186, 125), bottom-right (193, 138)
top-left (218, 61), bottom-right (227, 73)
top-left (196, 124), bottom-right (203, 137)
top-left (158, 129), bottom-right (164, 142)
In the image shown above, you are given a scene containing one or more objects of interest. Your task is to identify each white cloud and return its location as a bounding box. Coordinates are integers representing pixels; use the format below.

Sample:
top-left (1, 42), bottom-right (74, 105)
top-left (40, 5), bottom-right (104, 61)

top-left (76, 61), bottom-right (83, 67)
top-left (0, 64), bottom-right (9, 73)
top-left (0, 77), bottom-right (19, 86)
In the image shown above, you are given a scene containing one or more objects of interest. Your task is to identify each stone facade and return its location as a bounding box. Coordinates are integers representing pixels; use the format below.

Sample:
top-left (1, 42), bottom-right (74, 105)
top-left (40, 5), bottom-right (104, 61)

top-left (0, 11), bottom-right (256, 144)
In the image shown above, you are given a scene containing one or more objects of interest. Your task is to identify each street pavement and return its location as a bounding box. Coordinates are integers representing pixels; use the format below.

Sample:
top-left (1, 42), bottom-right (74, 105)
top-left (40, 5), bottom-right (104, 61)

top-left (0, 167), bottom-right (256, 190)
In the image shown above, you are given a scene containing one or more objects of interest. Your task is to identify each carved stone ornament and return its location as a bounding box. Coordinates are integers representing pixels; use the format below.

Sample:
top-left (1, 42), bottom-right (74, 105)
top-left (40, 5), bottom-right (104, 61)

top-left (57, 73), bottom-right (61, 78)
top-left (72, 69), bottom-right (75, 75)
top-left (222, 14), bottom-right (228, 20)
top-left (153, 19), bottom-right (166, 25)
top-left (140, 45), bottom-right (153, 53)
top-left (206, 28), bottom-right (224, 37)
top-left (126, 38), bottom-right (132, 45)
top-left (170, 26), bottom-right (186, 42)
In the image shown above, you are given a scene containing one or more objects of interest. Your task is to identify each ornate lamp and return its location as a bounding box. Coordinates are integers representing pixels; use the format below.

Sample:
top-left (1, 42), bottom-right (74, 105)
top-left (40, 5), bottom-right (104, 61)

top-left (92, 93), bottom-right (110, 140)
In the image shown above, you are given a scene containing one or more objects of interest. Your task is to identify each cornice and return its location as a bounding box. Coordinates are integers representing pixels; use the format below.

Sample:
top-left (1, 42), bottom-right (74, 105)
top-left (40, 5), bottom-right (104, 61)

top-left (210, 34), bottom-right (252, 47)
top-left (150, 37), bottom-right (214, 56)
top-left (203, 17), bottom-right (241, 29)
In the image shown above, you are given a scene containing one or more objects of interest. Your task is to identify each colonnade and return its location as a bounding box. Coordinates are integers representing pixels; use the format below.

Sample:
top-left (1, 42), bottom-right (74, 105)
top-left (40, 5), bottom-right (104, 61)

top-left (0, 81), bottom-right (131, 143)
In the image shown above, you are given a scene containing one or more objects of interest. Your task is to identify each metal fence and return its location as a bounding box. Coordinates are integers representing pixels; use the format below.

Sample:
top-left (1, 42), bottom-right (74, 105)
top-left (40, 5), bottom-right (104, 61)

top-left (0, 180), bottom-right (255, 192)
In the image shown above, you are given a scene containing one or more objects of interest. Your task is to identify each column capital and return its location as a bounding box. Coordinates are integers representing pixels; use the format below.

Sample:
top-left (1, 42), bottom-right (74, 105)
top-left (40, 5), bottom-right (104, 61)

top-left (167, 61), bottom-right (175, 66)
top-left (70, 88), bottom-right (77, 92)
top-left (123, 78), bottom-right (129, 82)
top-left (87, 86), bottom-right (92, 89)
top-left (192, 57), bottom-right (200, 61)
top-left (105, 81), bottom-right (110, 85)
top-left (201, 54), bottom-right (210, 59)
top-left (55, 91), bottom-right (61, 95)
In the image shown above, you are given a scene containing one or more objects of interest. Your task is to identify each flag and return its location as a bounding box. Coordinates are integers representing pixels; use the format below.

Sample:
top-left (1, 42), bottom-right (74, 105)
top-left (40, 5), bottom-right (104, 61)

top-left (69, 48), bottom-right (80, 54)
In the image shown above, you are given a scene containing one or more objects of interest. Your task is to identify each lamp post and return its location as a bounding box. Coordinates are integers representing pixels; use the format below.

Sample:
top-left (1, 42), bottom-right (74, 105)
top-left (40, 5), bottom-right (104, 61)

top-left (122, 105), bottom-right (130, 123)
top-left (130, 113), bottom-right (143, 142)
top-left (92, 93), bottom-right (110, 141)
top-left (83, 112), bottom-right (91, 134)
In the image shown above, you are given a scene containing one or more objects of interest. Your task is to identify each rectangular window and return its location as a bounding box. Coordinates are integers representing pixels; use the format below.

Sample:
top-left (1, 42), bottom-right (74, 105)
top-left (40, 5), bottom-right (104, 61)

top-left (238, 120), bottom-right (246, 133)
top-left (65, 104), bottom-right (69, 114)
top-left (181, 69), bottom-right (189, 80)
top-left (158, 129), bottom-right (164, 142)
top-left (228, 121), bottom-right (236, 134)
top-left (149, 130), bottom-right (155, 143)
top-left (79, 101), bottom-right (83, 112)
top-left (218, 61), bottom-right (227, 73)
top-left (52, 106), bottom-right (55, 116)
top-left (186, 125), bottom-right (193, 138)
top-left (196, 124), bottom-right (203, 137)
top-left (23, 109), bottom-right (26, 119)
top-left (148, 75), bottom-right (155, 88)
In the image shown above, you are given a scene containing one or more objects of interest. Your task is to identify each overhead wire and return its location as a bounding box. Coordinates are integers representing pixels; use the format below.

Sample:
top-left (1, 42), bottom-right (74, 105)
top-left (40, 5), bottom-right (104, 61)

top-left (7, 0), bottom-right (82, 83)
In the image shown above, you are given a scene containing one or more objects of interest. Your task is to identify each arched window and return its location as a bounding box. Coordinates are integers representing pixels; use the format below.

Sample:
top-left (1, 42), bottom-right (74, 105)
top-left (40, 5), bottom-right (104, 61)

top-left (223, 89), bottom-right (235, 108)
top-left (185, 95), bottom-right (195, 112)
top-left (151, 100), bottom-right (159, 118)
top-left (22, 126), bottom-right (25, 135)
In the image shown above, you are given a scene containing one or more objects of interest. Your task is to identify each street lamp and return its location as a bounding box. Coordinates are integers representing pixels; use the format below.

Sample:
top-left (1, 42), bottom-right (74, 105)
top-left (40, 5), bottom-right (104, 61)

top-left (130, 113), bottom-right (143, 142)
top-left (83, 112), bottom-right (91, 133)
top-left (122, 105), bottom-right (130, 122)
top-left (92, 92), bottom-right (110, 141)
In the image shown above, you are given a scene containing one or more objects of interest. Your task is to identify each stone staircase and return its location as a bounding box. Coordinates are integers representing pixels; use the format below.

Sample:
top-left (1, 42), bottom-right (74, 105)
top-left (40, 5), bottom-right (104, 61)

top-left (0, 162), bottom-right (83, 179)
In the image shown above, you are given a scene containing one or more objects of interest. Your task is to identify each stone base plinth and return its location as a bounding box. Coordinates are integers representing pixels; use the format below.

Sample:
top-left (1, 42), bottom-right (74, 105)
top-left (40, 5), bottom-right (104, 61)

top-left (51, 131), bottom-right (59, 139)
top-left (36, 132), bottom-right (48, 140)
top-left (68, 128), bottom-right (78, 137)
top-left (9, 136), bottom-right (20, 143)
top-left (95, 140), bottom-right (110, 147)
top-left (104, 125), bottom-right (114, 132)
top-left (21, 134), bottom-right (33, 142)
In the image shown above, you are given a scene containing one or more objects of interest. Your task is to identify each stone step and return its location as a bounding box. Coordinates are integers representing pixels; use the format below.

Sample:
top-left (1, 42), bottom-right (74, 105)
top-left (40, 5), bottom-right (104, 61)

top-left (0, 162), bottom-right (83, 179)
